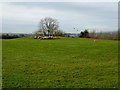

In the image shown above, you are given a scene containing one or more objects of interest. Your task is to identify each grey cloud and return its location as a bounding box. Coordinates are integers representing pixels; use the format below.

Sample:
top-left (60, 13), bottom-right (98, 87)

top-left (2, 2), bottom-right (118, 33)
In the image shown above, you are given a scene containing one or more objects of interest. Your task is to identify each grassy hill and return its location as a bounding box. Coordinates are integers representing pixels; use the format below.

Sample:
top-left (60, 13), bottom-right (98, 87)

top-left (2, 37), bottom-right (118, 88)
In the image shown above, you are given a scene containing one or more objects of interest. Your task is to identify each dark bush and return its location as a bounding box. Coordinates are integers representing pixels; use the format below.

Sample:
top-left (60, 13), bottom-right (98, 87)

top-left (79, 29), bottom-right (90, 38)
top-left (1, 34), bottom-right (19, 39)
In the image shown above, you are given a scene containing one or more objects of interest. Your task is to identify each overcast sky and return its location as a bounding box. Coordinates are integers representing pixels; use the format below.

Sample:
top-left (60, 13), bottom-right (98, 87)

top-left (1, 2), bottom-right (118, 33)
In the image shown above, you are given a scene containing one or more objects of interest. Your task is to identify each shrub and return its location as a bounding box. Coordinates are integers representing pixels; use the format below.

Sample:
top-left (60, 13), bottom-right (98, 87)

top-left (2, 34), bottom-right (19, 39)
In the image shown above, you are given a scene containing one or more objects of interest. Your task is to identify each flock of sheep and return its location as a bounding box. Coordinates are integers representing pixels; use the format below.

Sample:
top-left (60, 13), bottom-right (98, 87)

top-left (34, 35), bottom-right (97, 42)
top-left (34, 36), bottom-right (54, 40)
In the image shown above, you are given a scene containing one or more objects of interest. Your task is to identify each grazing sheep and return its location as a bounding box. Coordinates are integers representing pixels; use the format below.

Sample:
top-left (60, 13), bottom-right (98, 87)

top-left (37, 36), bottom-right (42, 40)
top-left (37, 36), bottom-right (40, 39)
top-left (34, 36), bottom-right (37, 39)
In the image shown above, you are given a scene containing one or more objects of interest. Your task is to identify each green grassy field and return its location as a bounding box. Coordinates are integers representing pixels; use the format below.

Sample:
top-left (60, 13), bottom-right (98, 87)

top-left (2, 37), bottom-right (118, 88)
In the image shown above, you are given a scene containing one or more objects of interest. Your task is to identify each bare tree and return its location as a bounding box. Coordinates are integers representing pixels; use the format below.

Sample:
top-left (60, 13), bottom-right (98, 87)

top-left (38, 17), bottom-right (59, 36)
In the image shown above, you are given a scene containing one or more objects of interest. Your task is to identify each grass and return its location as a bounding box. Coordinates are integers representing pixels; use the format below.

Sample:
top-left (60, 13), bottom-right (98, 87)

top-left (2, 37), bottom-right (118, 88)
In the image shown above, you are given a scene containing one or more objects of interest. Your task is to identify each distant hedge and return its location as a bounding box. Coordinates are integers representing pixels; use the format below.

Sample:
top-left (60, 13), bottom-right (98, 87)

top-left (1, 34), bottom-right (19, 39)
